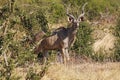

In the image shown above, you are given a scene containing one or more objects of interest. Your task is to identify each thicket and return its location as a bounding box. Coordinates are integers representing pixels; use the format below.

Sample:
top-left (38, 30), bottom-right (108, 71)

top-left (0, 0), bottom-right (48, 79)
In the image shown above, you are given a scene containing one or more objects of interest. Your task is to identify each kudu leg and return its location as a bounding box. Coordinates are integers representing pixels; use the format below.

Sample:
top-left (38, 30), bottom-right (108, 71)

top-left (65, 49), bottom-right (70, 61)
top-left (61, 48), bottom-right (67, 64)
top-left (56, 51), bottom-right (63, 63)
top-left (43, 51), bottom-right (49, 64)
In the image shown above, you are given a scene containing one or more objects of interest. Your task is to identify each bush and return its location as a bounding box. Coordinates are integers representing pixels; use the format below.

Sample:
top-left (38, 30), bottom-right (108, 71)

top-left (49, 3), bottom-right (65, 23)
top-left (72, 22), bottom-right (93, 56)
top-left (36, 10), bottom-right (48, 33)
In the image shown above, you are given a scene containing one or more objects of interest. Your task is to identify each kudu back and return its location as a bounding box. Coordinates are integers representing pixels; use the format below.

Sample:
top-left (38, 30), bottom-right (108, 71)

top-left (34, 3), bottom-right (88, 64)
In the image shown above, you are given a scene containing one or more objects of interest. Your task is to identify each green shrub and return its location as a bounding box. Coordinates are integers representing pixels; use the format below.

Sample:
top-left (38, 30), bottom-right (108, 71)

top-left (72, 22), bottom-right (93, 56)
top-left (36, 10), bottom-right (48, 33)
top-left (49, 3), bottom-right (65, 23)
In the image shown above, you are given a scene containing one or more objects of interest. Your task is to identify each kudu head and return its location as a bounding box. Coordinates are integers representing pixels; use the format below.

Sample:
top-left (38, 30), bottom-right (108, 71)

top-left (66, 3), bottom-right (88, 28)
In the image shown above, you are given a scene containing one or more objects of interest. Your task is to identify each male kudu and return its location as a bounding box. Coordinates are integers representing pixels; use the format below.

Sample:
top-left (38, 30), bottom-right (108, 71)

top-left (34, 3), bottom-right (88, 64)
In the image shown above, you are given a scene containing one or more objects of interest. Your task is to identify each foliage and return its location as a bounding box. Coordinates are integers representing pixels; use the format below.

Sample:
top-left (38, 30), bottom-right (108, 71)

top-left (72, 22), bottom-right (93, 56)
top-left (49, 2), bottom-right (65, 23)
top-left (36, 10), bottom-right (48, 33)
top-left (17, 9), bottom-right (48, 34)
top-left (62, 0), bottom-right (120, 20)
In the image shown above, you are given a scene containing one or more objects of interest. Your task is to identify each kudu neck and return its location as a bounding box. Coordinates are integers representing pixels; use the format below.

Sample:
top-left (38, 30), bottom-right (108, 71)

top-left (69, 23), bottom-right (79, 35)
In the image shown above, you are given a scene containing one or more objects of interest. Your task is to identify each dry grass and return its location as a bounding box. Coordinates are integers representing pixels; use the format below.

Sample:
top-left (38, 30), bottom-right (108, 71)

top-left (91, 14), bottom-right (117, 57)
top-left (11, 62), bottom-right (120, 80)
top-left (42, 62), bottom-right (120, 80)
top-left (93, 33), bottom-right (116, 57)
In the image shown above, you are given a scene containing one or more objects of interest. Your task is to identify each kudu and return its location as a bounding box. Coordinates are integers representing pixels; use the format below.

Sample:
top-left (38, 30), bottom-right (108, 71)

top-left (34, 3), bottom-right (87, 64)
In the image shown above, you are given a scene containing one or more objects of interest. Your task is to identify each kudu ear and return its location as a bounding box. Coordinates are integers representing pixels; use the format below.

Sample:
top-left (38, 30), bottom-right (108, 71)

top-left (77, 16), bottom-right (84, 22)
top-left (67, 16), bottom-right (74, 23)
